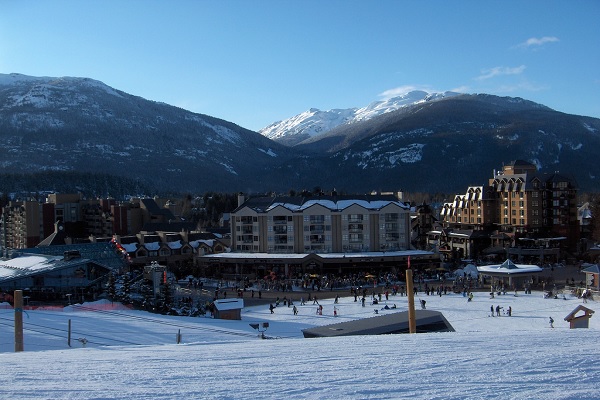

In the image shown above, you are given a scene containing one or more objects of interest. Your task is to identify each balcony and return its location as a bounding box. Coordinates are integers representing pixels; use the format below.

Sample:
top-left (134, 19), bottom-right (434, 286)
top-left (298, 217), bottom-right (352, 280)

top-left (273, 226), bottom-right (287, 234)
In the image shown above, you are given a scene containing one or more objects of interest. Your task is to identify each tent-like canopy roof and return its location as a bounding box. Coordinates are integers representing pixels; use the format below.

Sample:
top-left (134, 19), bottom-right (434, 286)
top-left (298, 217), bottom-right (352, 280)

top-left (477, 260), bottom-right (543, 276)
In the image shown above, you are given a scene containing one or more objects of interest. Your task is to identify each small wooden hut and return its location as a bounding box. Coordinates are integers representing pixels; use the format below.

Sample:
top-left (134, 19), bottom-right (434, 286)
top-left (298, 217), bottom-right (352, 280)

top-left (564, 305), bottom-right (595, 329)
top-left (213, 299), bottom-right (244, 320)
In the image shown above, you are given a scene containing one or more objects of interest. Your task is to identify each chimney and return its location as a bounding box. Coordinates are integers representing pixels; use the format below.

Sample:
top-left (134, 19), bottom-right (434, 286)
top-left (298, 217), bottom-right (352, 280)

top-left (237, 192), bottom-right (245, 207)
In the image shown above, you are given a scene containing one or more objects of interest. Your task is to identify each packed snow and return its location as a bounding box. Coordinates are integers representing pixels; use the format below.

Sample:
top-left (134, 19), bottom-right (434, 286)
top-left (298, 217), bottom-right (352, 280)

top-left (0, 287), bottom-right (598, 399)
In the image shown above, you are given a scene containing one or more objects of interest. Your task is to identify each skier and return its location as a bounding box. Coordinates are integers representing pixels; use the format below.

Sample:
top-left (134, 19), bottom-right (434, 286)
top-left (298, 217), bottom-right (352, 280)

top-left (549, 317), bottom-right (554, 328)
top-left (420, 299), bottom-right (426, 309)
top-left (293, 305), bottom-right (298, 315)
top-left (490, 305), bottom-right (494, 317)
top-left (269, 303), bottom-right (275, 314)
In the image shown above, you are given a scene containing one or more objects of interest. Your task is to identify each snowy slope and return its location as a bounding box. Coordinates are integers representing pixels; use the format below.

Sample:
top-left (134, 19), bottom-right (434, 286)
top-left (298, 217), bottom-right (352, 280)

top-left (260, 90), bottom-right (460, 146)
top-left (0, 290), bottom-right (598, 399)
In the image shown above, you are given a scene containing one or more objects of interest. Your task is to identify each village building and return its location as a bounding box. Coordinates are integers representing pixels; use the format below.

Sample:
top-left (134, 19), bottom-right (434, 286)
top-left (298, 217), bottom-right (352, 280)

top-left (431, 160), bottom-right (579, 264)
top-left (196, 193), bottom-right (437, 278)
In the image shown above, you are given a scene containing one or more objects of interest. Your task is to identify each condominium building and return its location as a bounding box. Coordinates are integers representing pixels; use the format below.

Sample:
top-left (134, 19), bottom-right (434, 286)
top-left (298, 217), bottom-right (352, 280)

top-left (437, 160), bottom-right (579, 260)
top-left (231, 193), bottom-right (411, 254)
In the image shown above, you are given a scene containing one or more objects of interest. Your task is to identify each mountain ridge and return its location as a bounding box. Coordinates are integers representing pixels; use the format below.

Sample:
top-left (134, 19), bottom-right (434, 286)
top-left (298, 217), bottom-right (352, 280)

top-left (259, 90), bottom-right (460, 147)
top-left (1, 73), bottom-right (599, 195)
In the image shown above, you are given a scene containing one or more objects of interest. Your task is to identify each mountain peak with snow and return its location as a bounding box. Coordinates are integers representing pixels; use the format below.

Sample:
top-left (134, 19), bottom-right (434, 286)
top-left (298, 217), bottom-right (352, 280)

top-left (259, 90), bottom-right (460, 146)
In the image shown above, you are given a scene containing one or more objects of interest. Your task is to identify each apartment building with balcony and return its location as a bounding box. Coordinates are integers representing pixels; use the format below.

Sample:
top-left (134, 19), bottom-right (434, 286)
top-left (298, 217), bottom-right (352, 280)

top-left (231, 194), bottom-right (411, 254)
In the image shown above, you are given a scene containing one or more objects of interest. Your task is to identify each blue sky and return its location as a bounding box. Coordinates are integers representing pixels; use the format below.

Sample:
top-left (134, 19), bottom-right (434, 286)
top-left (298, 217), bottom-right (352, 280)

top-left (1, 1), bottom-right (599, 131)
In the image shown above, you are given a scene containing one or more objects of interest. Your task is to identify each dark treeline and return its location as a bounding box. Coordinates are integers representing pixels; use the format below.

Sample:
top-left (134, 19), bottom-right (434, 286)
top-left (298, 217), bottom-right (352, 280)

top-left (0, 171), bottom-right (154, 204)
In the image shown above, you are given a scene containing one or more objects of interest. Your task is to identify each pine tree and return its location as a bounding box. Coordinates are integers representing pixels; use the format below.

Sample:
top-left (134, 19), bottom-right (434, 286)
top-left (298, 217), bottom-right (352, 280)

top-left (107, 272), bottom-right (116, 301)
top-left (121, 274), bottom-right (131, 304)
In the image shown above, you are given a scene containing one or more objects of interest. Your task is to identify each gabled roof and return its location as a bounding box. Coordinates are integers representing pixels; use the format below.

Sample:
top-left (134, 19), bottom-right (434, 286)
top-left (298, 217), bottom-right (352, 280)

top-left (234, 194), bottom-right (409, 214)
top-left (37, 221), bottom-right (68, 246)
top-left (140, 198), bottom-right (176, 220)
top-left (564, 305), bottom-right (595, 322)
top-left (582, 264), bottom-right (600, 274)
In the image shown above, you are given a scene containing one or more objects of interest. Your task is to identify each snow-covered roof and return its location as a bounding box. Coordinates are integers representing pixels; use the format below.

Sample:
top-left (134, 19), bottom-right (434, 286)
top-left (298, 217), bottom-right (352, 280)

top-left (143, 242), bottom-right (161, 251)
top-left (0, 255), bottom-right (63, 279)
top-left (189, 239), bottom-right (216, 249)
top-left (167, 240), bottom-right (183, 250)
top-left (477, 259), bottom-right (543, 275)
top-left (122, 243), bottom-right (138, 252)
top-left (214, 299), bottom-right (244, 311)
top-left (238, 194), bottom-right (410, 214)
top-left (199, 250), bottom-right (434, 261)
top-left (264, 199), bottom-right (408, 213)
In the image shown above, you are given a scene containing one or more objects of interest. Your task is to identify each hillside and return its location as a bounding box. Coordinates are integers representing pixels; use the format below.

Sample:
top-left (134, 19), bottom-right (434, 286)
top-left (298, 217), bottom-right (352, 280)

top-left (0, 73), bottom-right (295, 194)
top-left (1, 73), bottom-right (599, 195)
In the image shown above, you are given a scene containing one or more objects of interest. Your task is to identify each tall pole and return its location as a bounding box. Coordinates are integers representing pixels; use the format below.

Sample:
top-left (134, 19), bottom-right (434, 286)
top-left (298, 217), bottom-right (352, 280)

top-left (14, 289), bottom-right (24, 352)
top-left (406, 257), bottom-right (416, 334)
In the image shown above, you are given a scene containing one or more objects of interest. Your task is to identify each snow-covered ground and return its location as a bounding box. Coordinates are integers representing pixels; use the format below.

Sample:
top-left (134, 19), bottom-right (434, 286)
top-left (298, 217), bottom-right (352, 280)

top-left (0, 289), bottom-right (598, 399)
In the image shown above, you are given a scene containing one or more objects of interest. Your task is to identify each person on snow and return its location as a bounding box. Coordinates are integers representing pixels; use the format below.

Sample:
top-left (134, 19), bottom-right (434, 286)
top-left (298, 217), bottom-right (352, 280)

top-left (420, 299), bottom-right (426, 309)
top-left (549, 317), bottom-right (554, 328)
top-left (293, 305), bottom-right (298, 315)
top-left (269, 303), bottom-right (275, 314)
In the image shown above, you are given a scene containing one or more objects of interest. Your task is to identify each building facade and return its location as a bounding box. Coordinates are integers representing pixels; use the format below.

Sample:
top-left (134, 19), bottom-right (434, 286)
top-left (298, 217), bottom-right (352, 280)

top-left (435, 160), bottom-right (579, 263)
top-left (231, 194), bottom-right (412, 254)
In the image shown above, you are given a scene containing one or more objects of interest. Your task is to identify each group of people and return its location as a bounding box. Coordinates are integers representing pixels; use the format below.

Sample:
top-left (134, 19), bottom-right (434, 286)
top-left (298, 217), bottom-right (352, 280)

top-left (490, 304), bottom-right (512, 317)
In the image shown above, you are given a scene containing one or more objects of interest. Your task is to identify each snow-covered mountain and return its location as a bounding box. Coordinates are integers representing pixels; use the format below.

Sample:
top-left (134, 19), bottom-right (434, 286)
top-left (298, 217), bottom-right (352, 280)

top-left (0, 73), bottom-right (294, 194)
top-left (259, 90), bottom-right (459, 146)
top-left (2, 72), bottom-right (599, 195)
